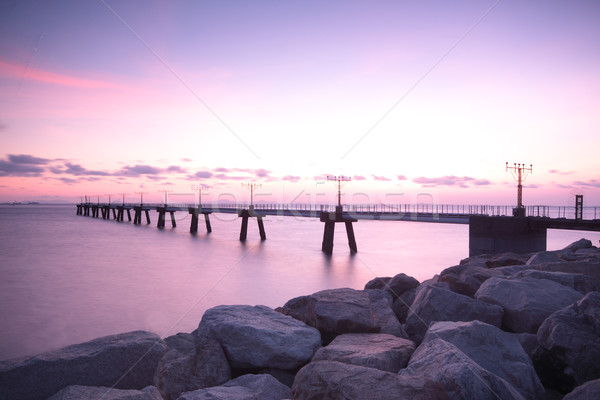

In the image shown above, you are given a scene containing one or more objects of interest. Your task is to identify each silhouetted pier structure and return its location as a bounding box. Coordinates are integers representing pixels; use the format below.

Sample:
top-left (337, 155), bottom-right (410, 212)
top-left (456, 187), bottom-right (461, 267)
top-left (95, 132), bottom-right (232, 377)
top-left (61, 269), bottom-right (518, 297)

top-left (75, 202), bottom-right (600, 255)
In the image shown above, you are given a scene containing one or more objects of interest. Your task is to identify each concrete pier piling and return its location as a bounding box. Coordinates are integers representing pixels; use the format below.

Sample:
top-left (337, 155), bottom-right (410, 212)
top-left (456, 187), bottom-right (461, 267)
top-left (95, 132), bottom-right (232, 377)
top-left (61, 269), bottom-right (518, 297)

top-left (320, 206), bottom-right (358, 254)
top-left (188, 208), bottom-right (213, 233)
top-left (238, 206), bottom-right (266, 241)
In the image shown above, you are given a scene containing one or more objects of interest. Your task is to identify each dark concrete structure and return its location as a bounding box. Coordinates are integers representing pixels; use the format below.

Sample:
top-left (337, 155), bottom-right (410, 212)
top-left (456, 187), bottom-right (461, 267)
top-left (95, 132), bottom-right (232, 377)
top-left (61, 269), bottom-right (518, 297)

top-left (238, 206), bottom-right (266, 241)
top-left (188, 207), bottom-right (212, 233)
top-left (469, 216), bottom-right (547, 256)
top-left (320, 206), bottom-right (358, 255)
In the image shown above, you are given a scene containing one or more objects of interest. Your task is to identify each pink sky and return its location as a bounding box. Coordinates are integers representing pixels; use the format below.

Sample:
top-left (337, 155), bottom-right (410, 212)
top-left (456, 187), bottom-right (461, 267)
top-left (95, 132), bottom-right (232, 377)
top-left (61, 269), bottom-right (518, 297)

top-left (1, 1), bottom-right (599, 206)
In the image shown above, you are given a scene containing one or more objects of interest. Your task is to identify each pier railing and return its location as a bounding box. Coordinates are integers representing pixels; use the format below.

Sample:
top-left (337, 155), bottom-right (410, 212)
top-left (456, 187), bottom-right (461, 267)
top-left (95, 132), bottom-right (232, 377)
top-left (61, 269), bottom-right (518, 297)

top-left (78, 202), bottom-right (600, 221)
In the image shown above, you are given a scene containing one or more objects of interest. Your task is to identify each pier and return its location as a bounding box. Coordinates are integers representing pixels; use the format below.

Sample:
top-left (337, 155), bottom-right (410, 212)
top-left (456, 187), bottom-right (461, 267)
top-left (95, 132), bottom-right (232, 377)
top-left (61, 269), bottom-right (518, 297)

top-left (75, 201), bottom-right (600, 255)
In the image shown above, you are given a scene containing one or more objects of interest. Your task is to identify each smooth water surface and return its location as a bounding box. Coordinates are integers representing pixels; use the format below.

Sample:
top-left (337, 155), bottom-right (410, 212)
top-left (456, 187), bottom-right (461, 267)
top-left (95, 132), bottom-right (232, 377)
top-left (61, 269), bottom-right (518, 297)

top-left (1, 205), bottom-right (598, 360)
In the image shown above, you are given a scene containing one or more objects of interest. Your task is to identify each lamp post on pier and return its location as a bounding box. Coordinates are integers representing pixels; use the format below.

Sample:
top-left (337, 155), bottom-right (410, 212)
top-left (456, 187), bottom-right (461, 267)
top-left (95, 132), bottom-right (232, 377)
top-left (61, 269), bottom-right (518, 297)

top-left (242, 183), bottom-right (261, 208)
top-left (135, 191), bottom-right (148, 205)
top-left (192, 185), bottom-right (208, 208)
top-left (506, 162), bottom-right (533, 217)
top-left (158, 189), bottom-right (173, 206)
top-left (118, 193), bottom-right (128, 205)
top-left (327, 175), bottom-right (351, 211)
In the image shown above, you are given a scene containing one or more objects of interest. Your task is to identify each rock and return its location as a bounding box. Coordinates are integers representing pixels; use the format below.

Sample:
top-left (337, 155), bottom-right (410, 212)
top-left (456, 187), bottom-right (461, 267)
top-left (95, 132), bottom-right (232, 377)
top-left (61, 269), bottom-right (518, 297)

top-left (196, 305), bottom-right (321, 370)
top-left (512, 332), bottom-right (538, 359)
top-left (312, 333), bottom-right (415, 373)
top-left (495, 264), bottom-right (533, 276)
top-left (383, 273), bottom-right (420, 298)
top-left (475, 277), bottom-right (583, 333)
top-left (527, 251), bottom-right (562, 265)
top-left (484, 252), bottom-right (531, 268)
top-left (177, 373), bottom-right (291, 400)
top-left (155, 334), bottom-right (231, 400)
top-left (438, 264), bottom-right (503, 297)
top-left (391, 287), bottom-right (416, 323)
top-left (292, 360), bottom-right (448, 400)
top-left (404, 285), bottom-right (503, 343)
top-left (563, 238), bottom-right (593, 251)
top-left (537, 292), bottom-right (600, 388)
top-left (47, 385), bottom-right (163, 400)
top-left (515, 270), bottom-right (600, 294)
top-left (538, 260), bottom-right (600, 281)
top-left (364, 276), bottom-right (391, 290)
top-left (0, 331), bottom-right (167, 400)
top-left (422, 321), bottom-right (545, 399)
top-left (277, 288), bottom-right (405, 343)
top-left (563, 378), bottom-right (600, 400)
top-left (399, 337), bottom-right (526, 400)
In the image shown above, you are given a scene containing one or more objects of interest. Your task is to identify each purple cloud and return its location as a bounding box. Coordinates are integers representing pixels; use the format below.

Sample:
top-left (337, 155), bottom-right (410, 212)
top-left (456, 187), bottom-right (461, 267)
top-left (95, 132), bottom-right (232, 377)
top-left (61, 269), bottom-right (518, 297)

top-left (413, 175), bottom-right (491, 188)
top-left (118, 165), bottom-right (162, 176)
top-left (166, 165), bottom-right (187, 173)
top-left (549, 169), bottom-right (574, 175)
top-left (282, 175), bottom-right (301, 182)
top-left (372, 175), bottom-right (391, 181)
top-left (353, 175), bottom-right (367, 181)
top-left (397, 175), bottom-right (408, 180)
top-left (573, 179), bottom-right (600, 188)
top-left (190, 171), bottom-right (213, 179)
top-left (8, 154), bottom-right (52, 165)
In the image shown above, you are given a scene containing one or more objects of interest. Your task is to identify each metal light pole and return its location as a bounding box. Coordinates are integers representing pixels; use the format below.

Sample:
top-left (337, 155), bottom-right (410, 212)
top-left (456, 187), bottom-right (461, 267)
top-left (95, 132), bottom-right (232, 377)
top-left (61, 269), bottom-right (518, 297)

top-left (192, 185), bottom-right (208, 208)
top-left (158, 189), bottom-right (173, 206)
top-left (117, 193), bottom-right (128, 205)
top-left (327, 175), bottom-right (351, 207)
top-left (242, 183), bottom-right (261, 207)
top-left (506, 162), bottom-right (533, 216)
top-left (135, 191), bottom-right (148, 205)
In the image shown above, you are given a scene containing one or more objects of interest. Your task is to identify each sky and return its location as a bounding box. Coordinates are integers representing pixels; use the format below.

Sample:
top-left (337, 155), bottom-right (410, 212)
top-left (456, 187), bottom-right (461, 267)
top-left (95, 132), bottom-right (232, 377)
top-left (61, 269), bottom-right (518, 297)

top-left (1, 0), bottom-right (599, 206)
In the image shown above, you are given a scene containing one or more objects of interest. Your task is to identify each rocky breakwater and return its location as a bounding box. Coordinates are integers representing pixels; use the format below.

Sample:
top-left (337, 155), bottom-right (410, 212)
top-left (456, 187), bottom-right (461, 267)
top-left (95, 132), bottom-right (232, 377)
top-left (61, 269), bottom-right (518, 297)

top-left (2, 239), bottom-right (600, 399)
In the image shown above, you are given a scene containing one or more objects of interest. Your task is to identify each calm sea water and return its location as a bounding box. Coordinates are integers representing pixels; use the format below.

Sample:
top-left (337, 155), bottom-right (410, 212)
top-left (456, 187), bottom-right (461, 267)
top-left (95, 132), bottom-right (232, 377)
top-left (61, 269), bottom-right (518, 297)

top-left (1, 205), bottom-right (599, 360)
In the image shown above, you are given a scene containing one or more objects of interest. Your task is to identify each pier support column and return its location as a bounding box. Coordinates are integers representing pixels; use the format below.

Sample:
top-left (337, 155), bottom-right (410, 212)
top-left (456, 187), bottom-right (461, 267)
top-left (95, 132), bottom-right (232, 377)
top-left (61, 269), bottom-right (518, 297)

top-left (188, 208), bottom-right (213, 234)
top-left (170, 211), bottom-right (176, 228)
top-left (157, 208), bottom-right (166, 229)
top-left (126, 209), bottom-right (132, 221)
top-left (238, 207), bottom-right (266, 241)
top-left (320, 206), bottom-right (358, 254)
top-left (239, 214), bottom-right (249, 241)
top-left (204, 213), bottom-right (212, 233)
top-left (469, 216), bottom-right (546, 256)
top-left (321, 221), bottom-right (335, 254)
top-left (345, 220), bottom-right (358, 253)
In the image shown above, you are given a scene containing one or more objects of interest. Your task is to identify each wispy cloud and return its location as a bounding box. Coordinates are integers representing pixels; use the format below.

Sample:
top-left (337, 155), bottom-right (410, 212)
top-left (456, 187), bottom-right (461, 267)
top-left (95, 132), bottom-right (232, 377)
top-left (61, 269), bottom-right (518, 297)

top-left (372, 175), bottom-right (392, 181)
top-left (397, 175), bottom-right (408, 181)
top-left (549, 169), bottom-right (574, 175)
top-left (413, 175), bottom-right (491, 188)
top-left (0, 59), bottom-right (121, 89)
top-left (573, 179), bottom-right (600, 188)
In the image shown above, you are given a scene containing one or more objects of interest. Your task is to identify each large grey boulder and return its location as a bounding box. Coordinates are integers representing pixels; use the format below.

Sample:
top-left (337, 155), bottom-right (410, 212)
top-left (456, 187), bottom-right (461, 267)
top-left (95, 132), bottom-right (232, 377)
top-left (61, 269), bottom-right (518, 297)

top-left (526, 251), bottom-right (562, 265)
top-left (0, 331), bottom-right (167, 400)
top-left (563, 379), bottom-right (600, 400)
top-left (155, 333), bottom-right (231, 400)
top-left (475, 277), bottom-right (582, 333)
top-left (563, 238), bottom-right (593, 251)
top-left (312, 333), bottom-right (415, 373)
top-left (391, 287), bottom-right (416, 323)
top-left (196, 305), bottom-right (321, 369)
top-left (291, 360), bottom-right (448, 400)
top-left (404, 284), bottom-right (503, 343)
top-left (538, 260), bottom-right (600, 281)
top-left (537, 292), bottom-right (600, 387)
top-left (276, 288), bottom-right (405, 343)
top-left (177, 374), bottom-right (291, 400)
top-left (364, 273), bottom-right (419, 299)
top-left (438, 264), bottom-right (503, 297)
top-left (422, 321), bottom-right (545, 399)
top-left (515, 270), bottom-right (600, 294)
top-left (399, 338), bottom-right (525, 400)
top-left (47, 385), bottom-right (163, 400)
